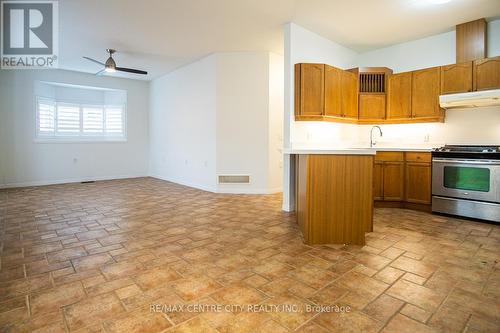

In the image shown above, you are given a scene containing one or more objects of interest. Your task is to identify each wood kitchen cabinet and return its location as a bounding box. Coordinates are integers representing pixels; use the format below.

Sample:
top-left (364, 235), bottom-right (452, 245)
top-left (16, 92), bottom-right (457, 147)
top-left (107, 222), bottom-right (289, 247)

top-left (374, 151), bottom-right (432, 207)
top-left (387, 72), bottom-right (412, 120)
top-left (340, 70), bottom-right (359, 119)
top-left (324, 65), bottom-right (342, 117)
top-left (473, 56), bottom-right (500, 91)
top-left (412, 67), bottom-right (443, 121)
top-left (441, 62), bottom-right (473, 94)
top-left (374, 152), bottom-right (405, 202)
top-left (294, 63), bottom-right (324, 119)
top-left (405, 152), bottom-right (431, 204)
top-left (359, 94), bottom-right (386, 121)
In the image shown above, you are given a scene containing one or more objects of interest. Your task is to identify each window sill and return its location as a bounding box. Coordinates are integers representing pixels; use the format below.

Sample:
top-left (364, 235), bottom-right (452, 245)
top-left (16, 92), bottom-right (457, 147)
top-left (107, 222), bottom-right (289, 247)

top-left (34, 137), bottom-right (128, 144)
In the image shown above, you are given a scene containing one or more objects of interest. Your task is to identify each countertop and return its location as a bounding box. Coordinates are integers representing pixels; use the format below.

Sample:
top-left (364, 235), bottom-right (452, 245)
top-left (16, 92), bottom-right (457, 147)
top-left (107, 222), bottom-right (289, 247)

top-left (284, 146), bottom-right (435, 155)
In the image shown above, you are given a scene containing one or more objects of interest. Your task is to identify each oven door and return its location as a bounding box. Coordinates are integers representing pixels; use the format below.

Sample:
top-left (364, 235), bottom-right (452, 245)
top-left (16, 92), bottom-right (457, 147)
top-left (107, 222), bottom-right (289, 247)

top-left (432, 158), bottom-right (500, 203)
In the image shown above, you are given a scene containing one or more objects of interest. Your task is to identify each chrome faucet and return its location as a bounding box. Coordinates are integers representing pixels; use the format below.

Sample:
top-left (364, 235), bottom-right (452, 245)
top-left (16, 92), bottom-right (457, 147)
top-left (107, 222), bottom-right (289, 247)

top-left (370, 126), bottom-right (383, 147)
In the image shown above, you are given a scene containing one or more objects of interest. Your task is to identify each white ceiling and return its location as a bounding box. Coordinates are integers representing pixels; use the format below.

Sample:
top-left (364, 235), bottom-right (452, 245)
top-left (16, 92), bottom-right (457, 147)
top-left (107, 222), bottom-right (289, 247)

top-left (58, 0), bottom-right (500, 80)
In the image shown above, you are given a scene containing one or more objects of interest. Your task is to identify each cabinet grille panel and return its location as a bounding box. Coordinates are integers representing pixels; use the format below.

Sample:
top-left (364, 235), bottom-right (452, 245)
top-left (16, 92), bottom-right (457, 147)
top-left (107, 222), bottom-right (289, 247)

top-left (359, 73), bottom-right (386, 93)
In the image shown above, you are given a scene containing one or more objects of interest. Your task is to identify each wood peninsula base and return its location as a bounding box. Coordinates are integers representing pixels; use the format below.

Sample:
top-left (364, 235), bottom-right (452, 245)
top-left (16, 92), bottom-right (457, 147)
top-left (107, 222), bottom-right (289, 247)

top-left (294, 153), bottom-right (374, 245)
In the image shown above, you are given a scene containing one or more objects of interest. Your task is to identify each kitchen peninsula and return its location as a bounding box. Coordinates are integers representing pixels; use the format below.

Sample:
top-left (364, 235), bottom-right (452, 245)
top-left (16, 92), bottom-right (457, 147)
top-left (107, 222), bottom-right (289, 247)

top-left (287, 149), bottom-right (375, 245)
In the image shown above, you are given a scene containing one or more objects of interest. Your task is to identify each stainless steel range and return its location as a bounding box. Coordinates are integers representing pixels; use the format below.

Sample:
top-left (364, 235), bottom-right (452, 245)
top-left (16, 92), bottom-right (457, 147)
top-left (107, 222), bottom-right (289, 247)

top-left (432, 145), bottom-right (500, 223)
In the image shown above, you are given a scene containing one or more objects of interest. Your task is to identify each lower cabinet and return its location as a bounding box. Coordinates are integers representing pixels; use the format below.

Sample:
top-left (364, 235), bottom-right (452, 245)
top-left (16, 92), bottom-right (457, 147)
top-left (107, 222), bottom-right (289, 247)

top-left (405, 162), bottom-right (432, 204)
top-left (374, 151), bottom-right (431, 206)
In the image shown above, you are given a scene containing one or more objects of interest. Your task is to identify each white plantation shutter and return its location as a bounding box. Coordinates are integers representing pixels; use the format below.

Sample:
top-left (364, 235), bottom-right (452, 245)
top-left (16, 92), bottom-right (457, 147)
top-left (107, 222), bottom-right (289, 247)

top-left (35, 94), bottom-right (125, 141)
top-left (83, 106), bottom-right (104, 133)
top-left (56, 104), bottom-right (81, 134)
top-left (105, 106), bottom-right (124, 135)
top-left (37, 99), bottom-right (55, 135)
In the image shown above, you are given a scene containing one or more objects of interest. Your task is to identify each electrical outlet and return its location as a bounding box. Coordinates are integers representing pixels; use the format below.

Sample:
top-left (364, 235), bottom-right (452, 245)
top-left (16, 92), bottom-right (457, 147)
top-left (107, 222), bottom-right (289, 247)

top-left (424, 134), bottom-right (430, 142)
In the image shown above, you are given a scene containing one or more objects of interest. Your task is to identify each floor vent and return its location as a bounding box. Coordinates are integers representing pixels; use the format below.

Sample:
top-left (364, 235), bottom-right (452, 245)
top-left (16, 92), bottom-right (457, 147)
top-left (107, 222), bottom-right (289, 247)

top-left (218, 175), bottom-right (250, 184)
top-left (81, 181), bottom-right (95, 184)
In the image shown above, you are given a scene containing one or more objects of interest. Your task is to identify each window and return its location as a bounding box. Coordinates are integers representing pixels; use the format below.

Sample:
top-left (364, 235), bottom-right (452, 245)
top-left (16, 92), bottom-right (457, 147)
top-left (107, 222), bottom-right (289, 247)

top-left (36, 98), bottom-right (126, 141)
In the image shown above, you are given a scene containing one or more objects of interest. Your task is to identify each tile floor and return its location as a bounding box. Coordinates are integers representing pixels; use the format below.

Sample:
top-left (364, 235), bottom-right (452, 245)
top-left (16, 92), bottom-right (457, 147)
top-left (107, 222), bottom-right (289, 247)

top-left (0, 177), bottom-right (499, 332)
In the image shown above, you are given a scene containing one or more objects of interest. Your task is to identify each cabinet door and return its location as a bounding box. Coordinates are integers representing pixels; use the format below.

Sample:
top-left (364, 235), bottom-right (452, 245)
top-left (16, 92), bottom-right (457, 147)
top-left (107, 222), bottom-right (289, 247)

top-left (412, 67), bottom-right (442, 119)
top-left (383, 162), bottom-right (404, 201)
top-left (324, 65), bottom-right (342, 117)
top-left (373, 161), bottom-right (384, 200)
top-left (474, 56), bottom-right (500, 91)
top-left (441, 62), bottom-right (473, 94)
top-left (387, 72), bottom-right (412, 120)
top-left (359, 94), bottom-right (386, 121)
top-left (295, 63), bottom-right (324, 117)
top-left (341, 70), bottom-right (359, 119)
top-left (405, 162), bottom-right (431, 204)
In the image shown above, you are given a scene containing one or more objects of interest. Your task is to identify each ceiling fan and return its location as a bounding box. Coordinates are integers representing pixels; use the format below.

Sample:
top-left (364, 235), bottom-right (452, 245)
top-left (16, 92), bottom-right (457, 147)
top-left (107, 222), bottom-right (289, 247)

top-left (83, 49), bottom-right (148, 75)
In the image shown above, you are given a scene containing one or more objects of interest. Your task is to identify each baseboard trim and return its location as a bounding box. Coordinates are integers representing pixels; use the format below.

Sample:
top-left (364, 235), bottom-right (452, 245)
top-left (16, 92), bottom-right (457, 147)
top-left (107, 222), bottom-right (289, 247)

top-left (149, 174), bottom-right (217, 193)
top-left (0, 174), bottom-right (147, 189)
top-left (149, 174), bottom-right (282, 195)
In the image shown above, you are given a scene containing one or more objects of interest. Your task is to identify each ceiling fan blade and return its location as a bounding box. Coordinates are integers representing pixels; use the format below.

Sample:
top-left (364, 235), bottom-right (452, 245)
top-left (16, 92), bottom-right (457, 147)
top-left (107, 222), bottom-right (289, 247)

top-left (83, 56), bottom-right (105, 66)
top-left (116, 67), bottom-right (148, 75)
top-left (95, 69), bottom-right (106, 76)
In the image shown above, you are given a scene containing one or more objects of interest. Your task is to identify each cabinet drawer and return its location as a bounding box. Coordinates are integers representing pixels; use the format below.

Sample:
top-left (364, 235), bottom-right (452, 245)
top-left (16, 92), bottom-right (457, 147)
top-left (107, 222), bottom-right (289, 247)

top-left (375, 152), bottom-right (404, 162)
top-left (405, 152), bottom-right (431, 163)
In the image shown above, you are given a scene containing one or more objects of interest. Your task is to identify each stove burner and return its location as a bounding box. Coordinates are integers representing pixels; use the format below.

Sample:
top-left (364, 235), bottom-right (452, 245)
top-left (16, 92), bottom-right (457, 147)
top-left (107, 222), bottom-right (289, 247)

top-left (432, 145), bottom-right (500, 160)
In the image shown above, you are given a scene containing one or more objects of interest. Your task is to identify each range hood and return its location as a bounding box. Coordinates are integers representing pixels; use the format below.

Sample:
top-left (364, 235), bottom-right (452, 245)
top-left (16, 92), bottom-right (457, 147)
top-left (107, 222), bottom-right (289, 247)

top-left (439, 89), bottom-right (500, 109)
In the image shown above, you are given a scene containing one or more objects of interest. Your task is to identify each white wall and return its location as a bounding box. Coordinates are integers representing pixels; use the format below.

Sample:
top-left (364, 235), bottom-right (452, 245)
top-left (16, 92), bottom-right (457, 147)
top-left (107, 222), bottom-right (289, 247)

top-left (283, 22), bottom-right (359, 210)
top-left (268, 53), bottom-right (284, 191)
top-left (149, 55), bottom-right (217, 192)
top-left (0, 69), bottom-right (149, 188)
top-left (149, 52), bottom-right (284, 194)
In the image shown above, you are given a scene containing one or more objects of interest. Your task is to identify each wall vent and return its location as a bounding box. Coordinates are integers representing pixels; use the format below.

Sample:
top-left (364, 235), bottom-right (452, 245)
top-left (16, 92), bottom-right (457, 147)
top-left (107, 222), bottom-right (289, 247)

top-left (218, 175), bottom-right (251, 184)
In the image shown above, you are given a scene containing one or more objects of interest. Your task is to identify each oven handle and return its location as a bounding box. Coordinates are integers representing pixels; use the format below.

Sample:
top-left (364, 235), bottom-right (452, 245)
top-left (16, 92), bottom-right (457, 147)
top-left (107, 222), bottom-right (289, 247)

top-left (432, 158), bottom-right (500, 165)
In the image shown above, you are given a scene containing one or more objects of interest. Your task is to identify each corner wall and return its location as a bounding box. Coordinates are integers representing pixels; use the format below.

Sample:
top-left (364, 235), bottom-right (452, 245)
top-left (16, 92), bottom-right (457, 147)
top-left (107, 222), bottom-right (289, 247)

top-left (0, 69), bottom-right (149, 188)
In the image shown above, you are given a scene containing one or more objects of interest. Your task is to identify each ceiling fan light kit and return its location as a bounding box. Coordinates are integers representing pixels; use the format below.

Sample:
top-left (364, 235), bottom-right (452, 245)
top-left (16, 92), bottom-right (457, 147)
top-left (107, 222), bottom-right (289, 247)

top-left (83, 49), bottom-right (148, 76)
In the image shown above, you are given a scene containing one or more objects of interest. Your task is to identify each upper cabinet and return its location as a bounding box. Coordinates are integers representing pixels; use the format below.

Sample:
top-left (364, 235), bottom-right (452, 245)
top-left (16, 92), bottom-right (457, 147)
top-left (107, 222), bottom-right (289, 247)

top-left (324, 65), bottom-right (342, 117)
top-left (441, 62), bottom-right (473, 94)
top-left (295, 55), bottom-right (499, 125)
top-left (473, 56), bottom-right (500, 91)
top-left (340, 70), bottom-right (359, 120)
top-left (387, 72), bottom-right (412, 121)
top-left (411, 67), bottom-right (443, 121)
top-left (294, 63), bottom-right (324, 119)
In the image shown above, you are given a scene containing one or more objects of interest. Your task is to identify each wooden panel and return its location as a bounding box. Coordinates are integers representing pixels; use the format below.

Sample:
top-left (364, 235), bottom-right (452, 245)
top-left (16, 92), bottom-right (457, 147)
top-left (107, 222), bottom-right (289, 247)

top-left (373, 161), bottom-right (383, 201)
top-left (411, 67), bottom-right (442, 120)
top-left (387, 72), bottom-right (412, 120)
top-left (405, 162), bottom-right (431, 204)
top-left (302, 155), bottom-right (373, 245)
top-left (441, 62), bottom-right (473, 94)
top-left (359, 94), bottom-right (386, 120)
top-left (456, 19), bottom-right (487, 63)
top-left (405, 152), bottom-right (431, 163)
top-left (383, 162), bottom-right (404, 201)
top-left (375, 151), bottom-right (404, 162)
top-left (324, 65), bottom-right (342, 117)
top-left (340, 70), bottom-right (359, 119)
top-left (473, 56), bottom-right (500, 91)
top-left (295, 154), bottom-right (308, 240)
top-left (295, 63), bottom-right (324, 116)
